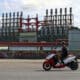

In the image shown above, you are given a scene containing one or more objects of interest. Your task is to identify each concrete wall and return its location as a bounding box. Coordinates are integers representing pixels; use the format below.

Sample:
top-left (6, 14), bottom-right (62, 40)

top-left (19, 32), bottom-right (37, 42)
top-left (69, 29), bottom-right (80, 51)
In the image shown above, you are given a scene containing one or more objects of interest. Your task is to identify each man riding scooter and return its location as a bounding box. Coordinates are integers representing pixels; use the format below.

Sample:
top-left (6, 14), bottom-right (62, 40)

top-left (61, 41), bottom-right (68, 63)
top-left (55, 41), bottom-right (68, 66)
top-left (43, 41), bottom-right (78, 71)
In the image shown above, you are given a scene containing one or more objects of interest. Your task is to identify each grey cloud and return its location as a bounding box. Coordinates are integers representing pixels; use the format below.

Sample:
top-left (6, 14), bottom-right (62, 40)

top-left (21, 4), bottom-right (38, 11)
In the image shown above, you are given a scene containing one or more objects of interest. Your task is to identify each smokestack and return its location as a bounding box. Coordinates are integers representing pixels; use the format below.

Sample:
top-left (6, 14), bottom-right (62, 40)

top-left (64, 8), bottom-right (67, 25)
top-left (70, 7), bottom-right (72, 25)
top-left (60, 8), bottom-right (62, 25)
top-left (50, 9), bottom-right (53, 21)
top-left (46, 9), bottom-right (48, 17)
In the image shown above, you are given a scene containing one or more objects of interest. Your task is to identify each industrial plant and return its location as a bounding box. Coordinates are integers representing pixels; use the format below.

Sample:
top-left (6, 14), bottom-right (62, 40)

top-left (0, 7), bottom-right (80, 59)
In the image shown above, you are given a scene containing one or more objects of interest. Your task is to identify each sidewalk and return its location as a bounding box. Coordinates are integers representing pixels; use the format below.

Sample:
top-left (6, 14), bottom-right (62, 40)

top-left (0, 59), bottom-right (79, 63)
top-left (0, 59), bottom-right (44, 63)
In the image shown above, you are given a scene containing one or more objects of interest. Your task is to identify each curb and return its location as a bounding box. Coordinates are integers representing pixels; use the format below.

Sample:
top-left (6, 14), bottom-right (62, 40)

top-left (0, 59), bottom-right (79, 63)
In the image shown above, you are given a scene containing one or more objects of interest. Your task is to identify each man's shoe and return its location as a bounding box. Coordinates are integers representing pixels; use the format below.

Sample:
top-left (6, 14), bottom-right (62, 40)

top-left (55, 63), bottom-right (60, 66)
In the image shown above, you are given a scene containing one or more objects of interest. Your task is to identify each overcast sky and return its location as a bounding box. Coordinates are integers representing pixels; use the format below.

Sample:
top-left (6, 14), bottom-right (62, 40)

top-left (0, 0), bottom-right (80, 28)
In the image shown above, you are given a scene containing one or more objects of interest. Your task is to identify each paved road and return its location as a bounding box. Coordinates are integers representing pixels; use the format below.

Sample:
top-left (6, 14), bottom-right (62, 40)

top-left (0, 59), bottom-right (80, 80)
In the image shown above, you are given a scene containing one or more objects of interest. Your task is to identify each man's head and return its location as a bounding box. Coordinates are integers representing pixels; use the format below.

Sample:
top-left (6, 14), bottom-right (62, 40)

top-left (62, 41), bottom-right (66, 47)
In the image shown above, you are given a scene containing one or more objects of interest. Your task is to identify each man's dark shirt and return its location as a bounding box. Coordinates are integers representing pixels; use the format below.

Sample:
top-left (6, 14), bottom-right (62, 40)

top-left (61, 46), bottom-right (68, 58)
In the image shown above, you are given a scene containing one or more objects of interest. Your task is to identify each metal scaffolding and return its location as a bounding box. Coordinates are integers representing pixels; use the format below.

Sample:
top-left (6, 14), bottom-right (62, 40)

top-left (0, 7), bottom-right (73, 42)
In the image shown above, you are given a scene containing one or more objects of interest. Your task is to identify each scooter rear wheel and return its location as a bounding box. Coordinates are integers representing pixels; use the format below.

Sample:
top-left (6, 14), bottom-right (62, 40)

top-left (70, 61), bottom-right (78, 70)
top-left (68, 59), bottom-right (78, 70)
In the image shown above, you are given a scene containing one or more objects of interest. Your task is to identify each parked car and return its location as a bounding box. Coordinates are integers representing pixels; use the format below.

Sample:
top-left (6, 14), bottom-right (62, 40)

top-left (0, 52), bottom-right (8, 58)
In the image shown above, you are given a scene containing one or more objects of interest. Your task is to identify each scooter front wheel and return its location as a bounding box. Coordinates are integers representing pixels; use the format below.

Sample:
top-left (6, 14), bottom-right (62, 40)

top-left (43, 62), bottom-right (51, 71)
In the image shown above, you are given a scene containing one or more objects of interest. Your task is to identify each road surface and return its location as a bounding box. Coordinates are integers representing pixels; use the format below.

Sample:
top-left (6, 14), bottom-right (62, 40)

top-left (0, 59), bottom-right (80, 80)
